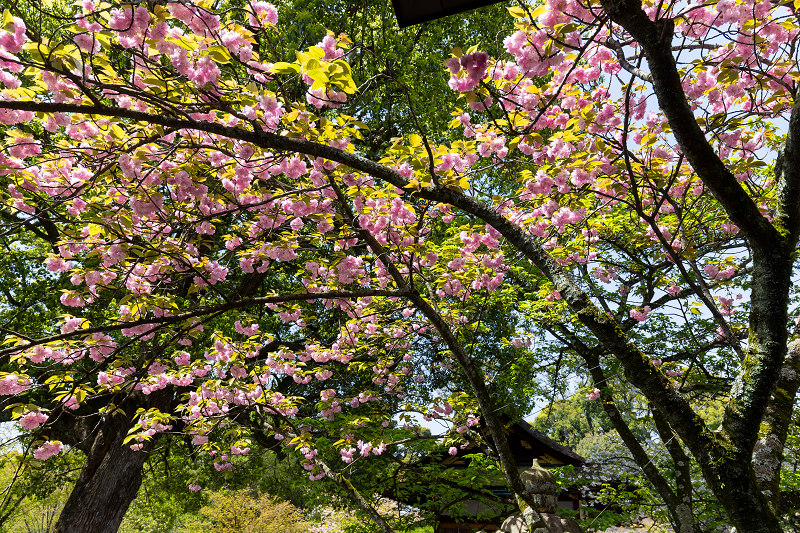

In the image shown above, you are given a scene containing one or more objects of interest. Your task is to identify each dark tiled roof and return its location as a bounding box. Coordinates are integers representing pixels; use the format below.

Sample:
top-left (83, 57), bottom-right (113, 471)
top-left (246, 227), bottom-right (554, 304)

top-left (391, 0), bottom-right (505, 27)
top-left (513, 419), bottom-right (585, 465)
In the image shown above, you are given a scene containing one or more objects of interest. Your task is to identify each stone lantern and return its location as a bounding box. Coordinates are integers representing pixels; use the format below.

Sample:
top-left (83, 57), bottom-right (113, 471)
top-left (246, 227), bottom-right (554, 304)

top-left (499, 460), bottom-right (582, 533)
top-left (520, 459), bottom-right (559, 513)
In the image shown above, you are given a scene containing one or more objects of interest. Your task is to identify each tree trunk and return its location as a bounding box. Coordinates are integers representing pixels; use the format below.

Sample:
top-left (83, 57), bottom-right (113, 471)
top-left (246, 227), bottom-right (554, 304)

top-left (53, 390), bottom-right (171, 533)
top-left (702, 457), bottom-right (781, 533)
top-left (569, 332), bottom-right (701, 533)
top-left (754, 340), bottom-right (800, 510)
top-left (53, 431), bottom-right (150, 533)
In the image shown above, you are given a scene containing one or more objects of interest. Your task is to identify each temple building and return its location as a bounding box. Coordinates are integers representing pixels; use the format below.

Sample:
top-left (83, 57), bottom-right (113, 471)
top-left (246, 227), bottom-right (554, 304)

top-left (393, 419), bottom-right (585, 533)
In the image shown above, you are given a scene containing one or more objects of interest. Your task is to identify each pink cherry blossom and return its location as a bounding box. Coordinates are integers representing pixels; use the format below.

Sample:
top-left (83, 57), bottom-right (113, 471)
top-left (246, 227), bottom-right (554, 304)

top-left (0, 16), bottom-right (27, 53)
top-left (249, 2), bottom-right (278, 26)
top-left (0, 375), bottom-right (30, 395)
top-left (630, 306), bottom-right (651, 322)
top-left (20, 411), bottom-right (48, 430)
top-left (60, 317), bottom-right (84, 334)
top-left (33, 440), bottom-right (62, 460)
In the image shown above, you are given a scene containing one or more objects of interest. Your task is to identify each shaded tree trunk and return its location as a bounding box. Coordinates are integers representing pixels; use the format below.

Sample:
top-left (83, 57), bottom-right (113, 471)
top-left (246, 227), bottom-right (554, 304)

top-left (560, 327), bottom-right (702, 533)
top-left (51, 390), bottom-right (171, 533)
top-left (53, 429), bottom-right (150, 533)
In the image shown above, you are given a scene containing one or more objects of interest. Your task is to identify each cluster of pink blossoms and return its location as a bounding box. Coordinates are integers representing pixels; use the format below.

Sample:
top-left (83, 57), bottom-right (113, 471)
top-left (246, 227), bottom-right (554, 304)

top-left (447, 51), bottom-right (490, 92)
top-left (0, 374), bottom-right (30, 395)
top-left (0, 15), bottom-right (25, 53)
top-left (33, 440), bottom-right (62, 460)
top-left (0, 0), bottom-right (779, 483)
top-left (19, 411), bottom-right (48, 430)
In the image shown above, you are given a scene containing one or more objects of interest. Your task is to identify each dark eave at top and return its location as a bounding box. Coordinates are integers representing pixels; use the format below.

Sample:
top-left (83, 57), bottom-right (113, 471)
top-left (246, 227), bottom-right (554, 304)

top-left (513, 419), bottom-right (585, 465)
top-left (391, 0), bottom-right (507, 27)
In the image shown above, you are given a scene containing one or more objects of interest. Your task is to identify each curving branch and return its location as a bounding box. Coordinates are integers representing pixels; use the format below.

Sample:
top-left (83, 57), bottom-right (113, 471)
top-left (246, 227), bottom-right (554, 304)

top-left (0, 288), bottom-right (409, 358)
top-left (552, 324), bottom-right (700, 533)
top-left (0, 97), bottom-right (716, 472)
top-left (604, 37), bottom-right (653, 82)
top-left (597, 0), bottom-right (780, 250)
top-left (326, 174), bottom-right (549, 532)
top-left (0, 82), bottom-right (786, 530)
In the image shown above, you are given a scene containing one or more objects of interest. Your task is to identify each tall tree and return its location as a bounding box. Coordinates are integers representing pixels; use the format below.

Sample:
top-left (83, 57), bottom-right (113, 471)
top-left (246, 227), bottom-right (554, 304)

top-left (0, 1), bottom-right (799, 533)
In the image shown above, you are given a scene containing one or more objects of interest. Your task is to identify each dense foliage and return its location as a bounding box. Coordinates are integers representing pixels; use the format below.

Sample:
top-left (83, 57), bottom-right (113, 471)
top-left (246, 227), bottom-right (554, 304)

top-left (1, 0), bottom-right (800, 532)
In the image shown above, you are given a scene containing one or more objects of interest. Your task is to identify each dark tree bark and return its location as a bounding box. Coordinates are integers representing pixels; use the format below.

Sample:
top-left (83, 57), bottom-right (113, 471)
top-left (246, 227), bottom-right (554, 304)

top-left (54, 426), bottom-right (150, 533)
top-left (591, 3), bottom-right (800, 531)
top-left (558, 327), bottom-right (701, 533)
top-left (50, 389), bottom-right (172, 533)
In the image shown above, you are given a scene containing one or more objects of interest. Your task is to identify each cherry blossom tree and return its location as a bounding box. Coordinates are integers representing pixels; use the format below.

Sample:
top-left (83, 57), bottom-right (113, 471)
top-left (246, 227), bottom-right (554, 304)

top-left (0, 0), bottom-right (799, 532)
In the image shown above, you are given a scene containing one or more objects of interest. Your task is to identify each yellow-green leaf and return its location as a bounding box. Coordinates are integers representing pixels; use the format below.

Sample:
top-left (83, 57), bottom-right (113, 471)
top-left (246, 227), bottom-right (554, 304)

top-left (270, 62), bottom-right (300, 75)
top-left (2, 9), bottom-right (14, 30)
